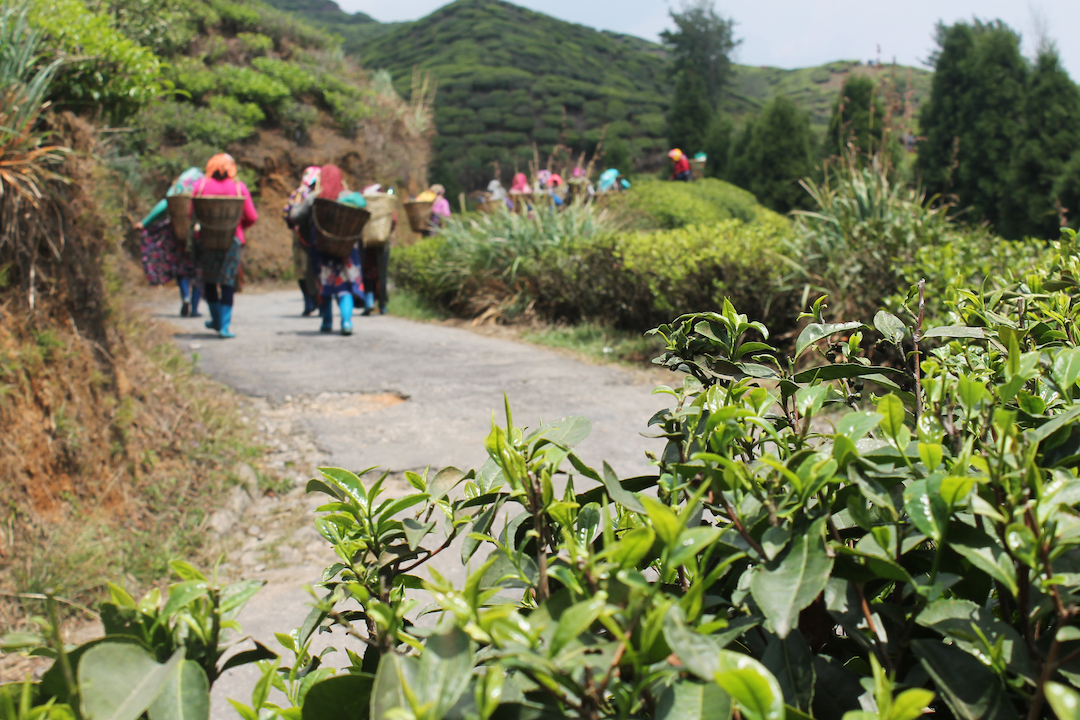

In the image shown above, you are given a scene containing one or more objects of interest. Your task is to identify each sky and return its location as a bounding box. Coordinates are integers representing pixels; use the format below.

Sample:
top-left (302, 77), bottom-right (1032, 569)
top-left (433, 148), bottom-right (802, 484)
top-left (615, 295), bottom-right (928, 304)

top-left (335, 0), bottom-right (1080, 79)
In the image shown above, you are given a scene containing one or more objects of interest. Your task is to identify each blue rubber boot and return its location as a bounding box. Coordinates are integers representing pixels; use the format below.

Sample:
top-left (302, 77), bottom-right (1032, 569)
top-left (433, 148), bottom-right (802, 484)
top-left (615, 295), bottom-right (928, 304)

top-left (190, 284), bottom-right (202, 318)
top-left (338, 293), bottom-right (354, 335)
top-left (362, 291), bottom-right (374, 316)
top-left (319, 297), bottom-right (333, 333)
top-left (218, 304), bottom-right (235, 338)
top-left (205, 301), bottom-right (221, 331)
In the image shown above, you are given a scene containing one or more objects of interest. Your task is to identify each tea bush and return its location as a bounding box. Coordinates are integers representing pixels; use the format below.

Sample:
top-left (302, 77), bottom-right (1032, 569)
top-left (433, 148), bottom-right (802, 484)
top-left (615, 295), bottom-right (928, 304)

top-left (394, 203), bottom-right (794, 330)
top-left (603, 177), bottom-right (762, 230)
top-left (275, 227), bottom-right (1080, 720)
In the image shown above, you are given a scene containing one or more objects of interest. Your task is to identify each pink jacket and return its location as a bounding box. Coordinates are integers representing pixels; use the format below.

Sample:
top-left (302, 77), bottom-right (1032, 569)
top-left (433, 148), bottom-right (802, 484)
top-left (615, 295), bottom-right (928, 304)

top-left (194, 177), bottom-right (258, 245)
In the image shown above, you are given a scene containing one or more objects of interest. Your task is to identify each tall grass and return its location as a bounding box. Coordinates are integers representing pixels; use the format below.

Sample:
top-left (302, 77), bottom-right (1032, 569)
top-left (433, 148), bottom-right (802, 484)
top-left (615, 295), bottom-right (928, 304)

top-left (0, 1), bottom-right (65, 203)
top-left (787, 152), bottom-right (951, 318)
top-left (404, 203), bottom-right (617, 317)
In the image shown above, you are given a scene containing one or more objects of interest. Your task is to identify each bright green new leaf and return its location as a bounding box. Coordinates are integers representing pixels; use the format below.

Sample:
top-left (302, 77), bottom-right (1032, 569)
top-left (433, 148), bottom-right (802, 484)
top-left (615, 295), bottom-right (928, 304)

top-left (657, 680), bottom-right (732, 720)
top-left (713, 651), bottom-right (784, 720)
top-left (1045, 682), bottom-right (1080, 720)
top-left (874, 310), bottom-right (906, 345)
top-left (836, 411), bottom-right (882, 441)
top-left (642, 496), bottom-right (683, 546)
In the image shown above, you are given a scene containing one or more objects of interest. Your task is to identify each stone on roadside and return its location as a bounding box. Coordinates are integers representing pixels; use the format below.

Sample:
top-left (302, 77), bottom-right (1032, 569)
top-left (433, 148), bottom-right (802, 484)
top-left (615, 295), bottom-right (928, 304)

top-left (208, 509), bottom-right (237, 534)
top-left (226, 485), bottom-right (253, 517)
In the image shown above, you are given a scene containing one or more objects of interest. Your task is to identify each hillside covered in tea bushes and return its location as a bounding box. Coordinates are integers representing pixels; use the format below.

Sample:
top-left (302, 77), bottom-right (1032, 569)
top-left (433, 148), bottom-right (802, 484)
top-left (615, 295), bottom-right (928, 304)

top-left (264, 0), bottom-right (932, 195)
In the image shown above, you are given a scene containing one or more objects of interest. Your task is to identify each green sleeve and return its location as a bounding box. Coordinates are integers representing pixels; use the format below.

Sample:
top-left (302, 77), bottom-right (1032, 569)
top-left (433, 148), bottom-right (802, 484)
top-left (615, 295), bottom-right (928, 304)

top-left (141, 198), bottom-right (168, 227)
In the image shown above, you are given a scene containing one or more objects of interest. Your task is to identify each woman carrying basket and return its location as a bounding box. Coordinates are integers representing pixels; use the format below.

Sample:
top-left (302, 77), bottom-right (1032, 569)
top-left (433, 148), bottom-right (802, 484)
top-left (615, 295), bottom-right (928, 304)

top-left (283, 166), bottom-right (321, 316)
top-left (193, 154), bottom-right (258, 339)
top-left (136, 167), bottom-right (204, 317)
top-left (289, 165), bottom-right (364, 335)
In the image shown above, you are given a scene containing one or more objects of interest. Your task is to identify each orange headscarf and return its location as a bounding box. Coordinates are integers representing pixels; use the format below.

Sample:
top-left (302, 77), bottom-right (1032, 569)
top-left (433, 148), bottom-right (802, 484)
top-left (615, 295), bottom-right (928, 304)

top-left (205, 153), bottom-right (237, 180)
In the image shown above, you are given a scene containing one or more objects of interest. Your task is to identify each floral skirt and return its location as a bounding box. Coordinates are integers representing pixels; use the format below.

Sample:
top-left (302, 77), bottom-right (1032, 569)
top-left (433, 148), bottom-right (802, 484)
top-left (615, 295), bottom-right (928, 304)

top-left (140, 219), bottom-right (200, 286)
top-left (197, 237), bottom-right (242, 286)
top-left (312, 246), bottom-right (362, 298)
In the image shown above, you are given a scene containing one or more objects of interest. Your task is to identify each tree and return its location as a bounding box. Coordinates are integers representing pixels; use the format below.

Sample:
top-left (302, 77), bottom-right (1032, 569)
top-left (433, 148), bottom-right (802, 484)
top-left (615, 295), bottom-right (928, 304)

top-left (702, 112), bottom-right (733, 179)
top-left (824, 75), bottom-right (885, 158)
top-left (660, 0), bottom-right (739, 108)
top-left (728, 96), bottom-right (815, 213)
top-left (916, 20), bottom-right (1027, 228)
top-left (1000, 46), bottom-right (1080, 239)
top-left (665, 69), bottom-right (712, 155)
top-left (1054, 150), bottom-right (1080, 231)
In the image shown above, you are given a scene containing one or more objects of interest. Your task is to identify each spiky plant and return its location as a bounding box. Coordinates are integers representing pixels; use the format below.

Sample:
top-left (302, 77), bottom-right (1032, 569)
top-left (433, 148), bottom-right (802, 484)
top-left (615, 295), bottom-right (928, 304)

top-left (0, 1), bottom-right (68, 307)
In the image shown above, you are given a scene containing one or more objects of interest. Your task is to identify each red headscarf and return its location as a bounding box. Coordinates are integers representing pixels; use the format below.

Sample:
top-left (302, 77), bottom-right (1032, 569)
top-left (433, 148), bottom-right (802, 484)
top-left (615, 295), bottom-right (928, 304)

top-left (319, 165), bottom-right (344, 200)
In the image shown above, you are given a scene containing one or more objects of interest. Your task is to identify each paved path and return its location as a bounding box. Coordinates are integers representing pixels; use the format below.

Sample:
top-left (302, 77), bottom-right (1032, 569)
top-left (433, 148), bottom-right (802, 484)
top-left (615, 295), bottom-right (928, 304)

top-left (153, 289), bottom-right (670, 718)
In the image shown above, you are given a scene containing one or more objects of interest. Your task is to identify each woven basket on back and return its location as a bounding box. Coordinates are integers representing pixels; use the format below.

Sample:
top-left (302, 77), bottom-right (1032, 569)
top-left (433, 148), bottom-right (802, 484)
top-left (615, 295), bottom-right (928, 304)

top-left (690, 159), bottom-right (706, 180)
top-left (313, 198), bottom-right (370, 259)
top-left (510, 193), bottom-right (532, 215)
top-left (362, 193), bottom-right (396, 247)
top-left (403, 201), bottom-right (433, 234)
top-left (478, 199), bottom-right (504, 214)
top-left (166, 195), bottom-right (193, 243)
top-left (192, 196), bottom-right (245, 251)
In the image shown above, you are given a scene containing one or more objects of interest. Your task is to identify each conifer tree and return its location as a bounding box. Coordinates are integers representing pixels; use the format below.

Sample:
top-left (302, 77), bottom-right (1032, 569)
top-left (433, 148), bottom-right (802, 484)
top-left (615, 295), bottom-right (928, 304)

top-left (702, 112), bottom-right (733, 179)
top-left (729, 96), bottom-right (815, 213)
top-left (1054, 152), bottom-right (1080, 231)
top-left (1000, 46), bottom-right (1080, 239)
top-left (666, 70), bottom-right (712, 154)
top-left (825, 76), bottom-right (885, 158)
top-left (916, 20), bottom-right (1027, 228)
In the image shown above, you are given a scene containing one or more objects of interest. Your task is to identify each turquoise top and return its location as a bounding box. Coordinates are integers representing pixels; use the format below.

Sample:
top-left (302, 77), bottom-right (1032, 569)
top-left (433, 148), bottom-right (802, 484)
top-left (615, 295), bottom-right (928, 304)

top-left (140, 167), bottom-right (205, 227)
top-left (141, 198), bottom-right (168, 227)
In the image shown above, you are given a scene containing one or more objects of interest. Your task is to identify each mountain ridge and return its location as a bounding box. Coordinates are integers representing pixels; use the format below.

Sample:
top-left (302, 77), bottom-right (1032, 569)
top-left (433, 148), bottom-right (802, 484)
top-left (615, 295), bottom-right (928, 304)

top-left (264, 0), bottom-right (932, 193)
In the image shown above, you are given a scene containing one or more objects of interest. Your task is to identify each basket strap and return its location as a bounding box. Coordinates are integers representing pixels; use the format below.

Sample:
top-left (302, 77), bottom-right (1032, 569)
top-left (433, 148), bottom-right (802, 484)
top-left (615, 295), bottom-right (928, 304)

top-left (312, 207), bottom-right (363, 243)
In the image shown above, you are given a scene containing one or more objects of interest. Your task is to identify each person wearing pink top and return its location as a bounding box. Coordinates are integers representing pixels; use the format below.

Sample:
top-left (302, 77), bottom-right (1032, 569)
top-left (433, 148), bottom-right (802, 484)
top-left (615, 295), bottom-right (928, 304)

top-left (193, 154), bottom-right (258, 338)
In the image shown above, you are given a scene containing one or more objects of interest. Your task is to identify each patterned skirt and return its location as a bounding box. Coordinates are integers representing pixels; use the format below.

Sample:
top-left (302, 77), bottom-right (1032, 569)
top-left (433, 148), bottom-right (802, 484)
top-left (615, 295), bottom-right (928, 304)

top-left (312, 246), bottom-right (363, 298)
top-left (197, 237), bottom-right (242, 286)
top-left (140, 219), bottom-right (200, 286)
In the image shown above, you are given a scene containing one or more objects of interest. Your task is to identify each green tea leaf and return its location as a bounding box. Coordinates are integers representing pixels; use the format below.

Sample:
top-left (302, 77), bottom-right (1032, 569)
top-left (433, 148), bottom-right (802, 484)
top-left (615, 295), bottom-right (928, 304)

top-left (912, 640), bottom-right (1019, 720)
top-left (750, 518), bottom-right (832, 638)
top-left (80, 644), bottom-right (184, 720)
top-left (836, 411), bottom-right (882, 441)
top-left (874, 311), bottom-right (906, 345)
top-left (657, 680), bottom-right (732, 720)
top-left (713, 651), bottom-right (784, 720)
top-left (549, 593), bottom-right (606, 657)
top-left (1045, 682), bottom-right (1080, 720)
top-left (795, 322), bottom-right (864, 359)
top-left (148, 660), bottom-right (209, 720)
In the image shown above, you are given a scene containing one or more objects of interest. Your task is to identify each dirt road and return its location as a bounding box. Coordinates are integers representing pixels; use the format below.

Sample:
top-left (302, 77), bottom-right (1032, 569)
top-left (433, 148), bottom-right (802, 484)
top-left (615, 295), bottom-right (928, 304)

top-left (153, 288), bottom-right (671, 717)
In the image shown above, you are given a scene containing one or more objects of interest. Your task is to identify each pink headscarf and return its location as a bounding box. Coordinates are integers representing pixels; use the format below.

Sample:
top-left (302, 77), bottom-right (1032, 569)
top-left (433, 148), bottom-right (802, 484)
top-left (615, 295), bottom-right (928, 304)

top-left (511, 172), bottom-right (530, 193)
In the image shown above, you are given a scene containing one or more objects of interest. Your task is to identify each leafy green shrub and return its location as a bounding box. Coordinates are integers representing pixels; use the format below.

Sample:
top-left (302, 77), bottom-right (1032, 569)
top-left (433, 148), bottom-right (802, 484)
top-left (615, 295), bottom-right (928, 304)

top-left (603, 177), bottom-right (761, 230)
top-left (251, 56), bottom-right (317, 94)
top-left (131, 101), bottom-right (255, 151)
top-left (394, 203), bottom-right (794, 330)
top-left (207, 94), bottom-right (266, 126)
top-left (125, 228), bottom-right (1080, 719)
top-left (236, 31), bottom-right (272, 56)
top-left (213, 63), bottom-right (290, 108)
top-left (28, 0), bottom-right (164, 122)
top-left (169, 56), bottom-right (218, 97)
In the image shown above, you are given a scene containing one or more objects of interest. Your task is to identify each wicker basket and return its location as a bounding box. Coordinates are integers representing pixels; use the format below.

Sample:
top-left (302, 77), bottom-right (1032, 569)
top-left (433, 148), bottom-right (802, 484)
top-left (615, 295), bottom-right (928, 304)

top-left (192, 196), bottom-right (245, 250)
top-left (690, 159), bottom-right (706, 180)
top-left (362, 193), bottom-right (396, 247)
top-left (510, 192), bottom-right (532, 215)
top-left (403, 200), bottom-right (433, 234)
top-left (478, 199), bottom-right (504, 214)
top-left (166, 195), bottom-right (192, 242)
top-left (313, 198), bottom-right (370, 259)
